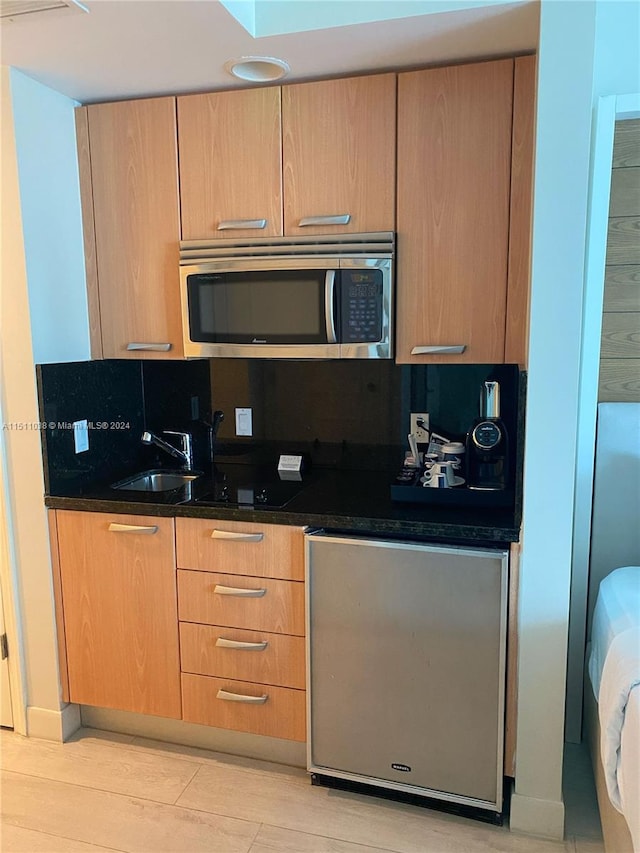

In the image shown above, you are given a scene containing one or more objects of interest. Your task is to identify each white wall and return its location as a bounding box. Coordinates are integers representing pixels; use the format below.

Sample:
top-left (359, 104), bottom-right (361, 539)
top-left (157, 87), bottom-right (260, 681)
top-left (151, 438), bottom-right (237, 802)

top-left (10, 69), bottom-right (90, 365)
top-left (0, 66), bottom-right (84, 739)
top-left (566, 0), bottom-right (640, 743)
top-left (593, 0), bottom-right (640, 95)
top-left (511, 0), bottom-right (596, 839)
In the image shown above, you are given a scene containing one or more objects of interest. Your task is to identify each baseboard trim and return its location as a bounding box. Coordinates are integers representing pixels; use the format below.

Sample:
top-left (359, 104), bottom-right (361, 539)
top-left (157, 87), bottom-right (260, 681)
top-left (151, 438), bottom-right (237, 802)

top-left (80, 705), bottom-right (306, 768)
top-left (26, 702), bottom-right (81, 742)
top-left (510, 790), bottom-right (565, 840)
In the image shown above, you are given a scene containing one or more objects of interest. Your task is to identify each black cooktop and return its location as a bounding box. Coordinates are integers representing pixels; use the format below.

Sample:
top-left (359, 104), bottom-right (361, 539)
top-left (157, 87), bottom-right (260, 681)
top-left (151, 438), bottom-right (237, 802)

top-left (192, 464), bottom-right (306, 509)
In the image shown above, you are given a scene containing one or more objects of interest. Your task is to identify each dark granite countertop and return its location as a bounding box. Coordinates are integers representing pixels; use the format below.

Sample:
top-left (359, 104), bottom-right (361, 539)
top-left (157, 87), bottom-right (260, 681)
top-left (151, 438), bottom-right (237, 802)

top-left (44, 464), bottom-right (521, 544)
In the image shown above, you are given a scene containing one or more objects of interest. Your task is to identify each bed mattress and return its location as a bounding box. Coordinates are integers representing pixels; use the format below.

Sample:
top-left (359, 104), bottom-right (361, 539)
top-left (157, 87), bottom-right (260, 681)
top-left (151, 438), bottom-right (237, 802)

top-left (588, 565), bottom-right (640, 852)
top-left (589, 565), bottom-right (640, 698)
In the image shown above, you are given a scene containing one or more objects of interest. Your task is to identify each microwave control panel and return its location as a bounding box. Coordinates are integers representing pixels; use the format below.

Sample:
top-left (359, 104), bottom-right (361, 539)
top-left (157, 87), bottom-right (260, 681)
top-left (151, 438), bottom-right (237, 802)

top-left (340, 270), bottom-right (383, 343)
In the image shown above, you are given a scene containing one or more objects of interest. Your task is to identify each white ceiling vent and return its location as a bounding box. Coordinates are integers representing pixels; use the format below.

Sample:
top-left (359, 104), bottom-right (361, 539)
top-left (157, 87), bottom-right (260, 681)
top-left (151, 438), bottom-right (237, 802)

top-left (0, 0), bottom-right (88, 24)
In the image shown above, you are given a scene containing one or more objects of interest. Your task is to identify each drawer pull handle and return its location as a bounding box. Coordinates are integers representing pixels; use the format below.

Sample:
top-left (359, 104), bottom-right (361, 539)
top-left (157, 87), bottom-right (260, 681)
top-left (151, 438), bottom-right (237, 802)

top-left (217, 689), bottom-right (268, 705)
top-left (211, 530), bottom-right (264, 543)
top-left (411, 345), bottom-right (466, 355)
top-left (108, 523), bottom-right (158, 534)
top-left (298, 214), bottom-right (351, 227)
top-left (214, 585), bottom-right (266, 598)
top-left (216, 637), bottom-right (268, 651)
top-left (217, 219), bottom-right (267, 230)
top-left (126, 343), bottom-right (172, 352)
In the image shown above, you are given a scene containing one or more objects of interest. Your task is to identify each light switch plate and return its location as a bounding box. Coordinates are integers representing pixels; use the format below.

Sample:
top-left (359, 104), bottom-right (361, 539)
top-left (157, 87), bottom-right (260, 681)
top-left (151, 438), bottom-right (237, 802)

top-left (235, 407), bottom-right (252, 436)
top-left (73, 419), bottom-right (89, 453)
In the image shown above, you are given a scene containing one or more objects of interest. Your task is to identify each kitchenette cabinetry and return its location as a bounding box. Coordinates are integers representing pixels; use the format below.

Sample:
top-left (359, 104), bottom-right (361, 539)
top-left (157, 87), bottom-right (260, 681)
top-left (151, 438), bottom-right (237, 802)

top-left (52, 510), bottom-right (307, 741)
top-left (282, 74), bottom-right (396, 235)
top-left (176, 73), bottom-right (396, 241)
top-left (395, 57), bottom-right (535, 365)
top-left (76, 97), bottom-right (183, 359)
top-left (54, 510), bottom-right (182, 718)
top-left (48, 499), bottom-right (518, 782)
top-left (178, 87), bottom-right (283, 240)
top-left (396, 59), bottom-right (514, 364)
top-left (176, 518), bottom-right (306, 741)
top-left (76, 60), bottom-right (534, 364)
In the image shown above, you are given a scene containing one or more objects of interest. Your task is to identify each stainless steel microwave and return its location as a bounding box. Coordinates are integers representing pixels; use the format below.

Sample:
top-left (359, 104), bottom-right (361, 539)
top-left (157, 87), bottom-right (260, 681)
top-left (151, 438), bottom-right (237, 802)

top-left (179, 233), bottom-right (394, 359)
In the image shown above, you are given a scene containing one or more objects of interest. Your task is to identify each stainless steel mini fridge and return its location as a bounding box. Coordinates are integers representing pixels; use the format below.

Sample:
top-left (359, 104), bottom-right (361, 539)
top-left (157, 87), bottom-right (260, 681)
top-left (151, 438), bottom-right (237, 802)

top-left (305, 533), bottom-right (508, 813)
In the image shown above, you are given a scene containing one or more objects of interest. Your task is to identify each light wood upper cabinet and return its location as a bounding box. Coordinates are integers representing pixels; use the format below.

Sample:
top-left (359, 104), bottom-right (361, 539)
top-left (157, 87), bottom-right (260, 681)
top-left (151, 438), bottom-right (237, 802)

top-left (83, 97), bottom-right (183, 358)
top-left (395, 60), bottom-right (515, 364)
top-left (505, 55), bottom-right (537, 367)
top-left (55, 510), bottom-right (181, 719)
top-left (178, 87), bottom-right (283, 240)
top-left (282, 74), bottom-right (396, 235)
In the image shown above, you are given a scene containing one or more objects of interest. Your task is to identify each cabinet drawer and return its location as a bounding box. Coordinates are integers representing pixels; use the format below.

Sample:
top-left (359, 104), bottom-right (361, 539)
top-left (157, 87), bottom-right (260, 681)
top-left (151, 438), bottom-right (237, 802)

top-left (176, 518), bottom-right (305, 581)
top-left (182, 673), bottom-right (306, 742)
top-left (177, 569), bottom-right (305, 636)
top-left (180, 623), bottom-right (305, 690)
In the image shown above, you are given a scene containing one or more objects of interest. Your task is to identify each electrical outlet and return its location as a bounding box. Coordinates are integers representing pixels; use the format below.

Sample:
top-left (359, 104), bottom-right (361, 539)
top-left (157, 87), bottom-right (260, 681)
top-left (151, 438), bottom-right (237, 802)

top-left (410, 412), bottom-right (430, 443)
top-left (73, 419), bottom-right (89, 453)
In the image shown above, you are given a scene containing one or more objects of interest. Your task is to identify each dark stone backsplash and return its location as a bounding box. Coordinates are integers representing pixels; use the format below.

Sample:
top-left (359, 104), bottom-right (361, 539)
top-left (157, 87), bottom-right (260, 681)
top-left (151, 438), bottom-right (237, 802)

top-left (37, 358), bottom-right (523, 506)
top-left (36, 359), bottom-right (213, 493)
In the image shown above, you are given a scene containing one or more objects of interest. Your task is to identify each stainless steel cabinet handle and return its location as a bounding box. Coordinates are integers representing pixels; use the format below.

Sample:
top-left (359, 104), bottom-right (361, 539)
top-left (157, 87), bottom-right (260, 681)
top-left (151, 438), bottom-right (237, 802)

top-left (214, 585), bottom-right (266, 598)
top-left (217, 689), bottom-right (268, 704)
top-left (217, 219), bottom-right (267, 230)
top-left (211, 529), bottom-right (264, 542)
top-left (411, 345), bottom-right (467, 355)
top-left (216, 637), bottom-right (269, 651)
top-left (126, 343), bottom-right (172, 352)
top-left (324, 270), bottom-right (337, 344)
top-left (298, 214), bottom-right (351, 227)
top-left (108, 523), bottom-right (158, 534)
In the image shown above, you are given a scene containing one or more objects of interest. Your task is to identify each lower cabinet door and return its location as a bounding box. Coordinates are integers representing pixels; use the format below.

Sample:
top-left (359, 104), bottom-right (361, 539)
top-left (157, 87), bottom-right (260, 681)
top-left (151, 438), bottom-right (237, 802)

top-left (56, 510), bottom-right (181, 719)
top-left (182, 673), bottom-right (306, 741)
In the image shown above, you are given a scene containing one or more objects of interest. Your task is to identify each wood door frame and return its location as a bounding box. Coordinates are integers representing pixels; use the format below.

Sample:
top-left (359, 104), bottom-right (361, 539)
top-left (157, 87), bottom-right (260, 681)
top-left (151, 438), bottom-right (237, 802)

top-left (566, 93), bottom-right (640, 743)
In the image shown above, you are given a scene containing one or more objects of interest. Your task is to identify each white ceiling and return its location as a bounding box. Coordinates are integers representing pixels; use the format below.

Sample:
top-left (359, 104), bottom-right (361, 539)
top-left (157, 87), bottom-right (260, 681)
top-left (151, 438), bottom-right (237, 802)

top-left (0, 0), bottom-right (539, 104)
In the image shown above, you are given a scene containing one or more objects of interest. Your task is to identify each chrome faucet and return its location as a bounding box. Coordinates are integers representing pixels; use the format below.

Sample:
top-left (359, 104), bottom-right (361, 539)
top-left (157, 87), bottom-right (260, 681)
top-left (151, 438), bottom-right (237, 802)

top-left (141, 430), bottom-right (193, 470)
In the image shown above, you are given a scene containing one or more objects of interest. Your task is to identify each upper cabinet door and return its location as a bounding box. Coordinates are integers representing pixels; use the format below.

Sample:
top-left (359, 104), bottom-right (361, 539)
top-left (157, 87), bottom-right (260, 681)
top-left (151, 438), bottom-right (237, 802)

top-left (87, 97), bottom-right (183, 359)
top-left (395, 60), bottom-right (514, 364)
top-left (282, 74), bottom-right (396, 236)
top-left (505, 55), bottom-right (537, 367)
top-left (178, 88), bottom-right (283, 240)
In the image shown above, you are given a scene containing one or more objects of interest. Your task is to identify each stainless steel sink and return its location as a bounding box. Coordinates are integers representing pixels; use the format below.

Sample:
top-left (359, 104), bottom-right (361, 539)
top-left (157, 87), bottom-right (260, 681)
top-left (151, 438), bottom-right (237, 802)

top-left (111, 469), bottom-right (201, 492)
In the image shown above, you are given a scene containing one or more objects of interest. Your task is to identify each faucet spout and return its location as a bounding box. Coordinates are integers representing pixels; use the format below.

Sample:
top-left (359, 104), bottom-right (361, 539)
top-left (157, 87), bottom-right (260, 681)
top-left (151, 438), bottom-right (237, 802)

top-left (141, 430), bottom-right (193, 469)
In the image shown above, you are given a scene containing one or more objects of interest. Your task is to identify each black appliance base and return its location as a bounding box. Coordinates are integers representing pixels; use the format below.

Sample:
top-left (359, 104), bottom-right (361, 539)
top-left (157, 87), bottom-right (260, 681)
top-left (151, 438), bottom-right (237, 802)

top-left (310, 773), bottom-right (504, 826)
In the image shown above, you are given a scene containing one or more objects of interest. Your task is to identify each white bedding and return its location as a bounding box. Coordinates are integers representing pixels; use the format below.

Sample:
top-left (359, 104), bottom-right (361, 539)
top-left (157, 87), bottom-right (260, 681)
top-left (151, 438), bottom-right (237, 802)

top-left (589, 566), bottom-right (640, 698)
top-left (589, 566), bottom-right (640, 852)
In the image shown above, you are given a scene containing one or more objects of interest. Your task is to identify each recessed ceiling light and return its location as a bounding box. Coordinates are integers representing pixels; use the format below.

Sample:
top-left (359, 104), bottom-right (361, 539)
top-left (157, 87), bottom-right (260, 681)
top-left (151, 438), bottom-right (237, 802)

top-left (225, 56), bottom-right (290, 83)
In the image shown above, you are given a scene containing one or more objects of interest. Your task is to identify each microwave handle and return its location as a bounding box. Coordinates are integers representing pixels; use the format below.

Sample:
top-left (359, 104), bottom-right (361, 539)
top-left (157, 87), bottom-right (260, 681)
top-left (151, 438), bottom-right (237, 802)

top-left (324, 270), bottom-right (337, 344)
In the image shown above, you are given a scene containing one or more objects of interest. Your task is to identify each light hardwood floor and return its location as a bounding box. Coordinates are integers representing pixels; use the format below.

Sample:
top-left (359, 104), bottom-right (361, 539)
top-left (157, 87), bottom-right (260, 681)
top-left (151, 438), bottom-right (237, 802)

top-left (0, 728), bottom-right (602, 853)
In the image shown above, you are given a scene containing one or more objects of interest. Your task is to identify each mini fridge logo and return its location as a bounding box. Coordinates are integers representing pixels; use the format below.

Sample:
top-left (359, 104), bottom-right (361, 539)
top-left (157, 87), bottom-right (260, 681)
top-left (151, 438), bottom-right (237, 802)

top-left (391, 763), bottom-right (412, 772)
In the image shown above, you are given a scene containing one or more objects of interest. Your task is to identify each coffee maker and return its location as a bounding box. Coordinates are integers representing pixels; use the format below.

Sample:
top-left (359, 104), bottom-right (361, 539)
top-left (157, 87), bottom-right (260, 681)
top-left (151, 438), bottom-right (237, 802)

top-left (466, 381), bottom-right (509, 491)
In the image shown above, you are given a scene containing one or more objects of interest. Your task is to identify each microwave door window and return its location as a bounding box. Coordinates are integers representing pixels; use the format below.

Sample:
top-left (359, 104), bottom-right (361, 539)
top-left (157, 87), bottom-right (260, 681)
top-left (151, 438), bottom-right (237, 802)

top-left (188, 271), bottom-right (330, 344)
